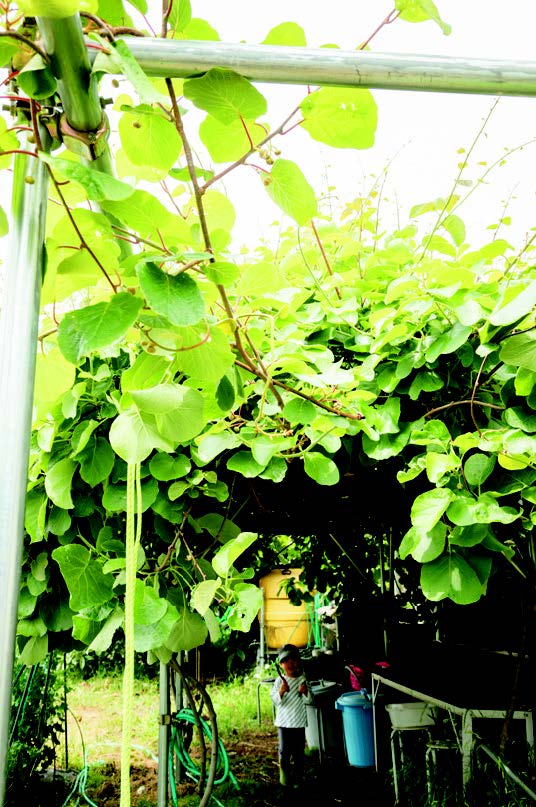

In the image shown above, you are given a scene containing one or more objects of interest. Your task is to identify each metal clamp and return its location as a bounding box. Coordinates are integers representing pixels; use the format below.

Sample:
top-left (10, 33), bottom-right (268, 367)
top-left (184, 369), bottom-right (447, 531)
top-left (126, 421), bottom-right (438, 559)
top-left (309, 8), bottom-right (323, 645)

top-left (58, 112), bottom-right (109, 160)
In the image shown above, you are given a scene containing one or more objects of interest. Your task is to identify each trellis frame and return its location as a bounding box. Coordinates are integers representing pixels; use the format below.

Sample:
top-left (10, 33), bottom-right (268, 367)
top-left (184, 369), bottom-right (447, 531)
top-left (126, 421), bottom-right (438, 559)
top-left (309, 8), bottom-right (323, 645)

top-left (1, 11), bottom-right (536, 805)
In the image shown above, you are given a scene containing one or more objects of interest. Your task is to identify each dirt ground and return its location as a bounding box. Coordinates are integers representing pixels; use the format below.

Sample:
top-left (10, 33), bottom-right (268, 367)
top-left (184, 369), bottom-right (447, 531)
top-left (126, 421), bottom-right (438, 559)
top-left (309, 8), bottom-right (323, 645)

top-left (35, 726), bottom-right (393, 807)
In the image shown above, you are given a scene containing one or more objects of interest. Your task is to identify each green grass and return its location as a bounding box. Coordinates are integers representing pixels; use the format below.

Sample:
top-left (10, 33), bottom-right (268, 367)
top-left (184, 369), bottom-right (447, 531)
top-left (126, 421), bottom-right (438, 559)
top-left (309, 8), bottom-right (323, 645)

top-left (61, 674), bottom-right (160, 771)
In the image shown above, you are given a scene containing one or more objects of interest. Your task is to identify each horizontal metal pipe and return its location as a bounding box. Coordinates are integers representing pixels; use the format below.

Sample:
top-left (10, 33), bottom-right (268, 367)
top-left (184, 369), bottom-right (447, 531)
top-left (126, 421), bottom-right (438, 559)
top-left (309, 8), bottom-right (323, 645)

top-left (477, 744), bottom-right (536, 801)
top-left (118, 38), bottom-right (536, 97)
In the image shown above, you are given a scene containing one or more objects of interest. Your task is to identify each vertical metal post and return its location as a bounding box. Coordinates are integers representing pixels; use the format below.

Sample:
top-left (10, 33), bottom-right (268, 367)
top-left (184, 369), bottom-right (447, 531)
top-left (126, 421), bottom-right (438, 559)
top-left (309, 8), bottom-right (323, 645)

top-left (0, 134), bottom-right (49, 803)
top-left (157, 662), bottom-right (170, 807)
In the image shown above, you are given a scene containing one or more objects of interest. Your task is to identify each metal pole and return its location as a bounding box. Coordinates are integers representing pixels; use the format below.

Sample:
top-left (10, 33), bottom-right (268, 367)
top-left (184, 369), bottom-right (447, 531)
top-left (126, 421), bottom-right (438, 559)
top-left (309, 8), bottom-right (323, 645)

top-left (157, 662), bottom-right (170, 807)
top-left (117, 38), bottom-right (536, 97)
top-left (0, 133), bottom-right (49, 804)
top-left (37, 14), bottom-right (102, 132)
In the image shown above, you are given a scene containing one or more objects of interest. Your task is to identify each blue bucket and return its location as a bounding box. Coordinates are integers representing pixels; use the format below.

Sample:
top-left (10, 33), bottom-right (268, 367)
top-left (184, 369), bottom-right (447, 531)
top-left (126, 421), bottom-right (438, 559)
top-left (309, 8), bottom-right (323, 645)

top-left (335, 690), bottom-right (375, 767)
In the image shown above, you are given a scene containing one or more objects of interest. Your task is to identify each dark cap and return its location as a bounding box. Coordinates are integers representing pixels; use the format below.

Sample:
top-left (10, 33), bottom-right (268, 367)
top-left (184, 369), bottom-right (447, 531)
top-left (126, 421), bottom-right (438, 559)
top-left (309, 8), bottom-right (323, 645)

top-left (277, 644), bottom-right (299, 663)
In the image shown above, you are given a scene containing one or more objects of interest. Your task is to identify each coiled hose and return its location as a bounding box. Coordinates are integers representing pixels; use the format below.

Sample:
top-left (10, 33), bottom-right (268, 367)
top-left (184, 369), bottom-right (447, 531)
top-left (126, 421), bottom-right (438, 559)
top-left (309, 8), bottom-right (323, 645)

top-left (168, 708), bottom-right (239, 807)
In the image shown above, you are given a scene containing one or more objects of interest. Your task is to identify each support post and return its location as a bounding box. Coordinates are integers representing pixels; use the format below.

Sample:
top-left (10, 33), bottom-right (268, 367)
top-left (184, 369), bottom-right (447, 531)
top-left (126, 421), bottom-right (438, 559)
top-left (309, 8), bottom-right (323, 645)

top-left (157, 662), bottom-right (170, 807)
top-left (0, 135), bottom-right (49, 803)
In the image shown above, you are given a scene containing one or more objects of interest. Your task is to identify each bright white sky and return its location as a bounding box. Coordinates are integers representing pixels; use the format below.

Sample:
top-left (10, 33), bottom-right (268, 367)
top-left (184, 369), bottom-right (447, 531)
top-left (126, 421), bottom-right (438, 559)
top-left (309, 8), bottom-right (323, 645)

top-left (186, 0), bottom-right (536, 251)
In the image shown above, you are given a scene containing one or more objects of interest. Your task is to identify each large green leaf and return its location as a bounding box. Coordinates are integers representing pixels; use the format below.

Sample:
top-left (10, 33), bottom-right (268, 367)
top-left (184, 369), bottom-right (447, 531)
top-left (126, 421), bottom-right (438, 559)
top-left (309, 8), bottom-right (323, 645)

top-left (101, 190), bottom-right (193, 245)
top-left (52, 545), bottom-right (114, 611)
top-left (463, 453), bottom-right (496, 487)
top-left (261, 22), bottom-right (306, 46)
top-left (119, 105), bottom-right (182, 170)
top-left (395, 0), bottom-right (451, 34)
top-left (199, 116), bottom-right (266, 163)
top-left (45, 458), bottom-right (77, 510)
top-left (500, 333), bottom-right (536, 372)
top-left (226, 583), bottom-right (263, 632)
top-left (79, 437), bottom-right (116, 487)
top-left (17, 54), bottom-right (57, 99)
top-left (303, 452), bottom-right (340, 486)
top-left (127, 384), bottom-right (205, 444)
top-left (300, 88), bottom-right (377, 149)
top-left (212, 532), bottom-right (258, 577)
top-left (191, 579), bottom-right (221, 616)
top-left (184, 68), bottom-right (267, 123)
top-left (447, 493), bottom-right (520, 526)
top-left (137, 263), bottom-right (205, 326)
top-left (109, 409), bottom-right (175, 463)
top-left (399, 522), bottom-right (446, 563)
top-left (421, 553), bottom-right (484, 605)
top-left (489, 283), bottom-right (536, 326)
top-left (410, 488), bottom-right (454, 530)
top-left (40, 155), bottom-right (135, 201)
top-left (226, 451), bottom-right (266, 478)
top-left (58, 292), bottom-right (142, 364)
top-left (166, 606), bottom-right (208, 652)
top-left (263, 159), bottom-right (318, 225)
top-left (149, 452), bottom-right (191, 481)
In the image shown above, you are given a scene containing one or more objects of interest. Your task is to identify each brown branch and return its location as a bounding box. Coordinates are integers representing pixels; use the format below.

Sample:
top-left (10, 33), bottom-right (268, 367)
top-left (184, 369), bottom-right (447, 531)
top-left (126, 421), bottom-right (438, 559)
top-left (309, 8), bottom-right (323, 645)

top-left (425, 399), bottom-right (504, 418)
top-left (311, 218), bottom-right (342, 299)
top-left (235, 360), bottom-right (363, 421)
top-left (0, 30), bottom-right (48, 61)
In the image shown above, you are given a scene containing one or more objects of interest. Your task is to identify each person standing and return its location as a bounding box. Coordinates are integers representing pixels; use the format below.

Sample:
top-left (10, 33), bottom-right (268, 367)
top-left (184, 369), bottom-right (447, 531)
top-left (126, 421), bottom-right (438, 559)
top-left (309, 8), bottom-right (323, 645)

top-left (270, 644), bottom-right (312, 787)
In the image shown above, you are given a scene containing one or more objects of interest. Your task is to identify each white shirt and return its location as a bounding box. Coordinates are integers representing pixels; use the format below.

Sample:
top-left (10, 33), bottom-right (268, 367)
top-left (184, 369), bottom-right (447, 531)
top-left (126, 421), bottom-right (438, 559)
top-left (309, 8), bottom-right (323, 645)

top-left (270, 674), bottom-right (312, 728)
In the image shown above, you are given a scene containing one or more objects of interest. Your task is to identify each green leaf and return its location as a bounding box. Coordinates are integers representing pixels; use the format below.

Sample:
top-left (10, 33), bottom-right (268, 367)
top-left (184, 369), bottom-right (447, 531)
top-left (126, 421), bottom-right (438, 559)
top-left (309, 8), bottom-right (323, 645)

top-left (101, 190), bottom-right (193, 245)
top-left (199, 116), bottom-right (266, 163)
top-left (300, 87), bottom-right (377, 149)
top-left (489, 283), bottom-right (536, 327)
top-left (119, 105), bottom-right (182, 170)
top-left (226, 451), bottom-right (266, 478)
top-left (263, 159), bottom-right (318, 225)
top-left (45, 458), bottom-right (77, 510)
top-left (40, 154), bottom-right (135, 201)
top-left (282, 398), bottom-right (317, 425)
top-left (449, 524), bottom-right (489, 547)
top-left (463, 453), bottom-right (496, 487)
top-left (102, 477), bottom-right (159, 513)
top-left (121, 353), bottom-right (170, 392)
top-left (216, 374), bottom-right (235, 411)
top-left (112, 39), bottom-right (166, 104)
top-left (25, 490), bottom-right (47, 543)
top-left (109, 409), bottom-right (175, 463)
top-left (134, 579), bottom-right (168, 625)
top-left (421, 554), bottom-right (484, 605)
top-left (303, 452), bottom-right (340, 486)
top-left (500, 333), bottom-right (536, 372)
top-left (88, 606), bottom-right (124, 653)
top-left (0, 39), bottom-right (18, 68)
top-left (52, 544), bottom-right (114, 610)
top-left (196, 431), bottom-right (241, 464)
top-left (396, 0), bottom-right (451, 34)
top-left (447, 493), bottom-right (519, 526)
top-left (166, 606), bottom-right (208, 652)
top-left (17, 54), bottom-right (57, 99)
top-left (191, 579), bottom-right (221, 616)
top-left (226, 583), bottom-right (263, 632)
top-left (183, 68), bottom-right (267, 124)
top-left (58, 292), bottom-right (142, 365)
top-left (19, 635), bottom-right (48, 666)
top-left (425, 323), bottom-right (472, 363)
top-left (262, 22), bottom-right (307, 46)
top-left (149, 452), bottom-right (191, 481)
top-left (167, 0), bottom-right (192, 32)
top-left (18, 0), bottom-right (85, 16)
top-left (79, 436), bottom-right (115, 486)
top-left (399, 522), bottom-right (446, 563)
top-left (173, 325), bottom-right (234, 383)
top-left (410, 488), bottom-right (454, 530)
top-left (47, 505), bottom-right (72, 536)
top-left (212, 532), bottom-right (258, 577)
top-left (137, 263), bottom-right (204, 326)
top-left (127, 384), bottom-right (205, 444)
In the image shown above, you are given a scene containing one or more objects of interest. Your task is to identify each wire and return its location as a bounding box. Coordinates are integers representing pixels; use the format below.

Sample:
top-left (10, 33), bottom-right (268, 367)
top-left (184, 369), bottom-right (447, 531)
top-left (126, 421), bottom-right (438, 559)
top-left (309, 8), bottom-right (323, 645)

top-left (168, 708), bottom-right (239, 807)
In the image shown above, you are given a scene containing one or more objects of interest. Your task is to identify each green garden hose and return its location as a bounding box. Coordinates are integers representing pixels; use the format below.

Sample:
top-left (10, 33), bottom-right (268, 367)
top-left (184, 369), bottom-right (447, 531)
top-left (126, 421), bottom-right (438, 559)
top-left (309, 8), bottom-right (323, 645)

top-left (168, 709), bottom-right (239, 807)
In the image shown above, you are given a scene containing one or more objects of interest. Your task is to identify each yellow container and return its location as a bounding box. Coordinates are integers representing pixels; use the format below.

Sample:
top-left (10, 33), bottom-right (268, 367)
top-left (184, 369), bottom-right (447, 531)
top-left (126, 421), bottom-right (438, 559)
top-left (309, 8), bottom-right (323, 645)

top-left (259, 568), bottom-right (310, 649)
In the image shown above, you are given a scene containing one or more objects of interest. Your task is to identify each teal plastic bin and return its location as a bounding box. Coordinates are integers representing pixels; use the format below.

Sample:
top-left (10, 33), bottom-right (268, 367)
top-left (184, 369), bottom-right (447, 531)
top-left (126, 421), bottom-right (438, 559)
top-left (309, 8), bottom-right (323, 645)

top-left (335, 690), bottom-right (375, 767)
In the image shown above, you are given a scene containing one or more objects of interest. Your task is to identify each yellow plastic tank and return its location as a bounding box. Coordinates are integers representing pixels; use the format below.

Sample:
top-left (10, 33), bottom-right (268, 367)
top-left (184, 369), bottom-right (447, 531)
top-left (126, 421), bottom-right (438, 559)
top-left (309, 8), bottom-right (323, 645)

top-left (259, 568), bottom-right (310, 649)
